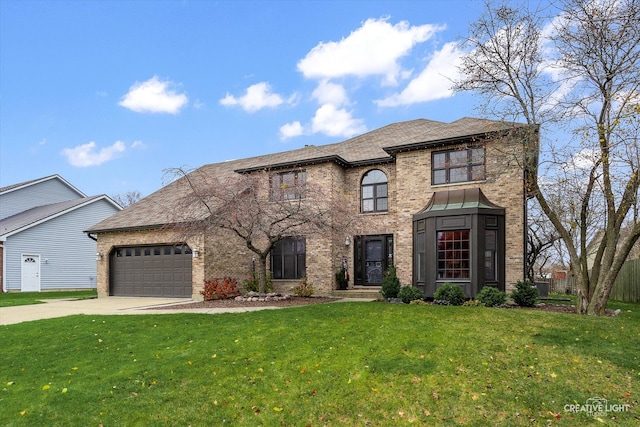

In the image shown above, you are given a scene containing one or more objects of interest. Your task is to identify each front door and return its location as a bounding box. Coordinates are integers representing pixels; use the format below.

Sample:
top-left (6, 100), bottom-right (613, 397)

top-left (21, 254), bottom-right (41, 292)
top-left (354, 235), bottom-right (394, 286)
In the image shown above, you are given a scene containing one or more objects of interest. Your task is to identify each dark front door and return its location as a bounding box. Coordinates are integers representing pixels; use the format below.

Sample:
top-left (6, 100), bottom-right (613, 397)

top-left (354, 235), bottom-right (394, 286)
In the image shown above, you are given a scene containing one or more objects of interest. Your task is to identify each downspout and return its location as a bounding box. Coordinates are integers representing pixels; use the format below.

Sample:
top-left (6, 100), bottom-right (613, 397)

top-left (1, 238), bottom-right (6, 292)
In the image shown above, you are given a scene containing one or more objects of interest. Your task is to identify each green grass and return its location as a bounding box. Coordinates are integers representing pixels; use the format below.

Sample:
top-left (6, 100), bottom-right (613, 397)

top-left (0, 290), bottom-right (97, 307)
top-left (1, 301), bottom-right (638, 426)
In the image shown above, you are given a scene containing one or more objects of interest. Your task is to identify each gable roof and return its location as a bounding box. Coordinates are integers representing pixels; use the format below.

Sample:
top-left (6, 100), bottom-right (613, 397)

top-left (0, 195), bottom-right (120, 239)
top-left (87, 117), bottom-right (528, 234)
top-left (0, 174), bottom-right (86, 197)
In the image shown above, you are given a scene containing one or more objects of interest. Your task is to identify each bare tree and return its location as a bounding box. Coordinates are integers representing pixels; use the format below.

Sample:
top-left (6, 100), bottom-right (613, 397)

top-left (527, 199), bottom-right (561, 280)
top-left (455, 0), bottom-right (640, 315)
top-left (111, 190), bottom-right (142, 208)
top-left (164, 166), bottom-right (357, 292)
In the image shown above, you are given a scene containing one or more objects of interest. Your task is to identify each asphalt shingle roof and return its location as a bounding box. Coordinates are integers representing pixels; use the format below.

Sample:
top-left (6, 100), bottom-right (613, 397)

top-left (0, 196), bottom-right (103, 237)
top-left (87, 118), bottom-right (526, 233)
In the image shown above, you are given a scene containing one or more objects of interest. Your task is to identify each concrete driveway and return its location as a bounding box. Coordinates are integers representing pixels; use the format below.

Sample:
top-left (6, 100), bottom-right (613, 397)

top-left (0, 297), bottom-right (276, 326)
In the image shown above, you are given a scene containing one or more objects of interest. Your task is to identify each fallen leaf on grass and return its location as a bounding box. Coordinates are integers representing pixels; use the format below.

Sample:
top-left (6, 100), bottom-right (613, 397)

top-left (273, 407), bottom-right (283, 412)
top-left (61, 388), bottom-right (68, 394)
top-left (42, 384), bottom-right (50, 391)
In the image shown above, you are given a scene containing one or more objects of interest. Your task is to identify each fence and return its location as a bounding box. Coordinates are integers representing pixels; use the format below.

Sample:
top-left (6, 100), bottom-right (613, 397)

top-left (547, 259), bottom-right (640, 303)
top-left (610, 259), bottom-right (640, 303)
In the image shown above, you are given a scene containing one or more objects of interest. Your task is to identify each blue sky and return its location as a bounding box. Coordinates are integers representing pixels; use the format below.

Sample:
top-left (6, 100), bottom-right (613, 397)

top-left (1, 0), bottom-right (488, 198)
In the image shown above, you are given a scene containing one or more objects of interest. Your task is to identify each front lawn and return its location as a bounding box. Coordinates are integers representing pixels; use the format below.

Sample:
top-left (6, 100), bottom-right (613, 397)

top-left (1, 301), bottom-right (638, 426)
top-left (0, 290), bottom-right (97, 308)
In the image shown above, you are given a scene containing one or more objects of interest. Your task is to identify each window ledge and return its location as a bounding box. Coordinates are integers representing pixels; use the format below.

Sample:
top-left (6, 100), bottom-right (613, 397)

top-left (431, 180), bottom-right (486, 189)
top-left (359, 212), bottom-right (389, 216)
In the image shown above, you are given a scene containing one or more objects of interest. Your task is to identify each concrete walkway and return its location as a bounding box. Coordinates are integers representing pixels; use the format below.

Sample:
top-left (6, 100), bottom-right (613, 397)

top-left (0, 297), bottom-right (281, 326)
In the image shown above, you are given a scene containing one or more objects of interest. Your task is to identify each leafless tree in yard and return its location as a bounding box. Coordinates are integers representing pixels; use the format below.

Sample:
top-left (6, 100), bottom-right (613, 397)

top-left (111, 190), bottom-right (142, 208)
top-left (163, 166), bottom-right (357, 293)
top-left (455, 0), bottom-right (640, 314)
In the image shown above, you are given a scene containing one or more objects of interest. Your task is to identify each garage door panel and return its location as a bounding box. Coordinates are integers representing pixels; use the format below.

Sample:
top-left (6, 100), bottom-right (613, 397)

top-left (111, 245), bottom-right (192, 297)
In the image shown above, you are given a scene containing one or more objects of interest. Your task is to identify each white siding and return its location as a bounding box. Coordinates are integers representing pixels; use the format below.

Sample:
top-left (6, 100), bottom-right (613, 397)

top-left (0, 178), bottom-right (83, 220)
top-left (4, 199), bottom-right (119, 291)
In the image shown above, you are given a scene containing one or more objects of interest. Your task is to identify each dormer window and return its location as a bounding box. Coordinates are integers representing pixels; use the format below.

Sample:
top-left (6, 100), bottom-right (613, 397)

top-left (361, 169), bottom-right (388, 213)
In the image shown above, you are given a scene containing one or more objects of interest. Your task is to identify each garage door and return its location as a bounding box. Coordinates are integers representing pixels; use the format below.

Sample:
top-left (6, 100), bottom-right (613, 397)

top-left (110, 244), bottom-right (192, 297)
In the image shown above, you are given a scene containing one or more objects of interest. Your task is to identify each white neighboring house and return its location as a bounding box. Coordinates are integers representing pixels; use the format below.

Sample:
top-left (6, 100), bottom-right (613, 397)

top-left (0, 175), bottom-right (122, 292)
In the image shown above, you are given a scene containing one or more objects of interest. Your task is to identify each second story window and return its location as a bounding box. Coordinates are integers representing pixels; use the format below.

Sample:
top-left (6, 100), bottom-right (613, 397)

top-left (270, 170), bottom-right (306, 201)
top-left (432, 147), bottom-right (485, 185)
top-left (361, 169), bottom-right (388, 213)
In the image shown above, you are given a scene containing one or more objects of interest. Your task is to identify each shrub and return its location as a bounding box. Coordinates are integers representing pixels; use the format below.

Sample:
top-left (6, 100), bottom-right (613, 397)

top-left (476, 286), bottom-right (507, 307)
top-left (398, 285), bottom-right (424, 304)
top-left (463, 299), bottom-right (484, 307)
top-left (380, 266), bottom-right (401, 299)
top-left (335, 267), bottom-right (348, 290)
top-left (433, 283), bottom-right (465, 306)
top-left (243, 271), bottom-right (273, 293)
top-left (293, 277), bottom-right (314, 297)
top-left (201, 277), bottom-right (241, 301)
top-left (511, 280), bottom-right (539, 307)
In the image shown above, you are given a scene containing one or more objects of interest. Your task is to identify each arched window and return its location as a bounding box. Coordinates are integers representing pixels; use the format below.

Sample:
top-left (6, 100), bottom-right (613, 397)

top-left (361, 169), bottom-right (388, 213)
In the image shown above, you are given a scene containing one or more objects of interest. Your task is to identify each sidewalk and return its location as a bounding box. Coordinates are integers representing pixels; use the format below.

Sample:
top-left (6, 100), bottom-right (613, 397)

top-left (0, 297), bottom-right (277, 326)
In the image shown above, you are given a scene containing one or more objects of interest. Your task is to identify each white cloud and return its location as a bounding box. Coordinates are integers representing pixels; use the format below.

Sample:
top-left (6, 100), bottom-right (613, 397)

top-left (279, 121), bottom-right (304, 140)
top-left (311, 104), bottom-right (366, 138)
top-left (62, 141), bottom-right (126, 167)
top-left (119, 76), bottom-right (188, 114)
top-left (312, 80), bottom-right (350, 106)
top-left (220, 82), bottom-right (290, 112)
top-left (131, 140), bottom-right (146, 149)
top-left (376, 42), bottom-right (462, 107)
top-left (297, 18), bottom-right (444, 86)
top-left (563, 148), bottom-right (598, 171)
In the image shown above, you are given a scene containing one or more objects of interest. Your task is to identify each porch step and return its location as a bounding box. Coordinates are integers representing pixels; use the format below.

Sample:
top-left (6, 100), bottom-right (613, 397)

top-left (331, 288), bottom-right (382, 300)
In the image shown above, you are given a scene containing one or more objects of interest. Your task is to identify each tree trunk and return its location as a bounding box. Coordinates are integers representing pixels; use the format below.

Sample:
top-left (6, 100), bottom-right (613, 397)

top-left (586, 276), bottom-right (615, 316)
top-left (257, 255), bottom-right (269, 294)
top-left (576, 289), bottom-right (589, 315)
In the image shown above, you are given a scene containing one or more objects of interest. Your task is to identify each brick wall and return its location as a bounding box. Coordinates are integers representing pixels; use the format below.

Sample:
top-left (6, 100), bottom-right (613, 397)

top-left (394, 138), bottom-right (525, 291)
top-left (95, 229), bottom-right (204, 299)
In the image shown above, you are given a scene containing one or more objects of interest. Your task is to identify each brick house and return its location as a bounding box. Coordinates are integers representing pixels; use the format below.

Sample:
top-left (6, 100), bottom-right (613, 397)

top-left (87, 118), bottom-right (532, 299)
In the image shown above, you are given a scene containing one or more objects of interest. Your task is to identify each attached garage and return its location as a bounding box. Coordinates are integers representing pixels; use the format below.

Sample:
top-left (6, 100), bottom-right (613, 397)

top-left (110, 244), bottom-right (192, 297)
